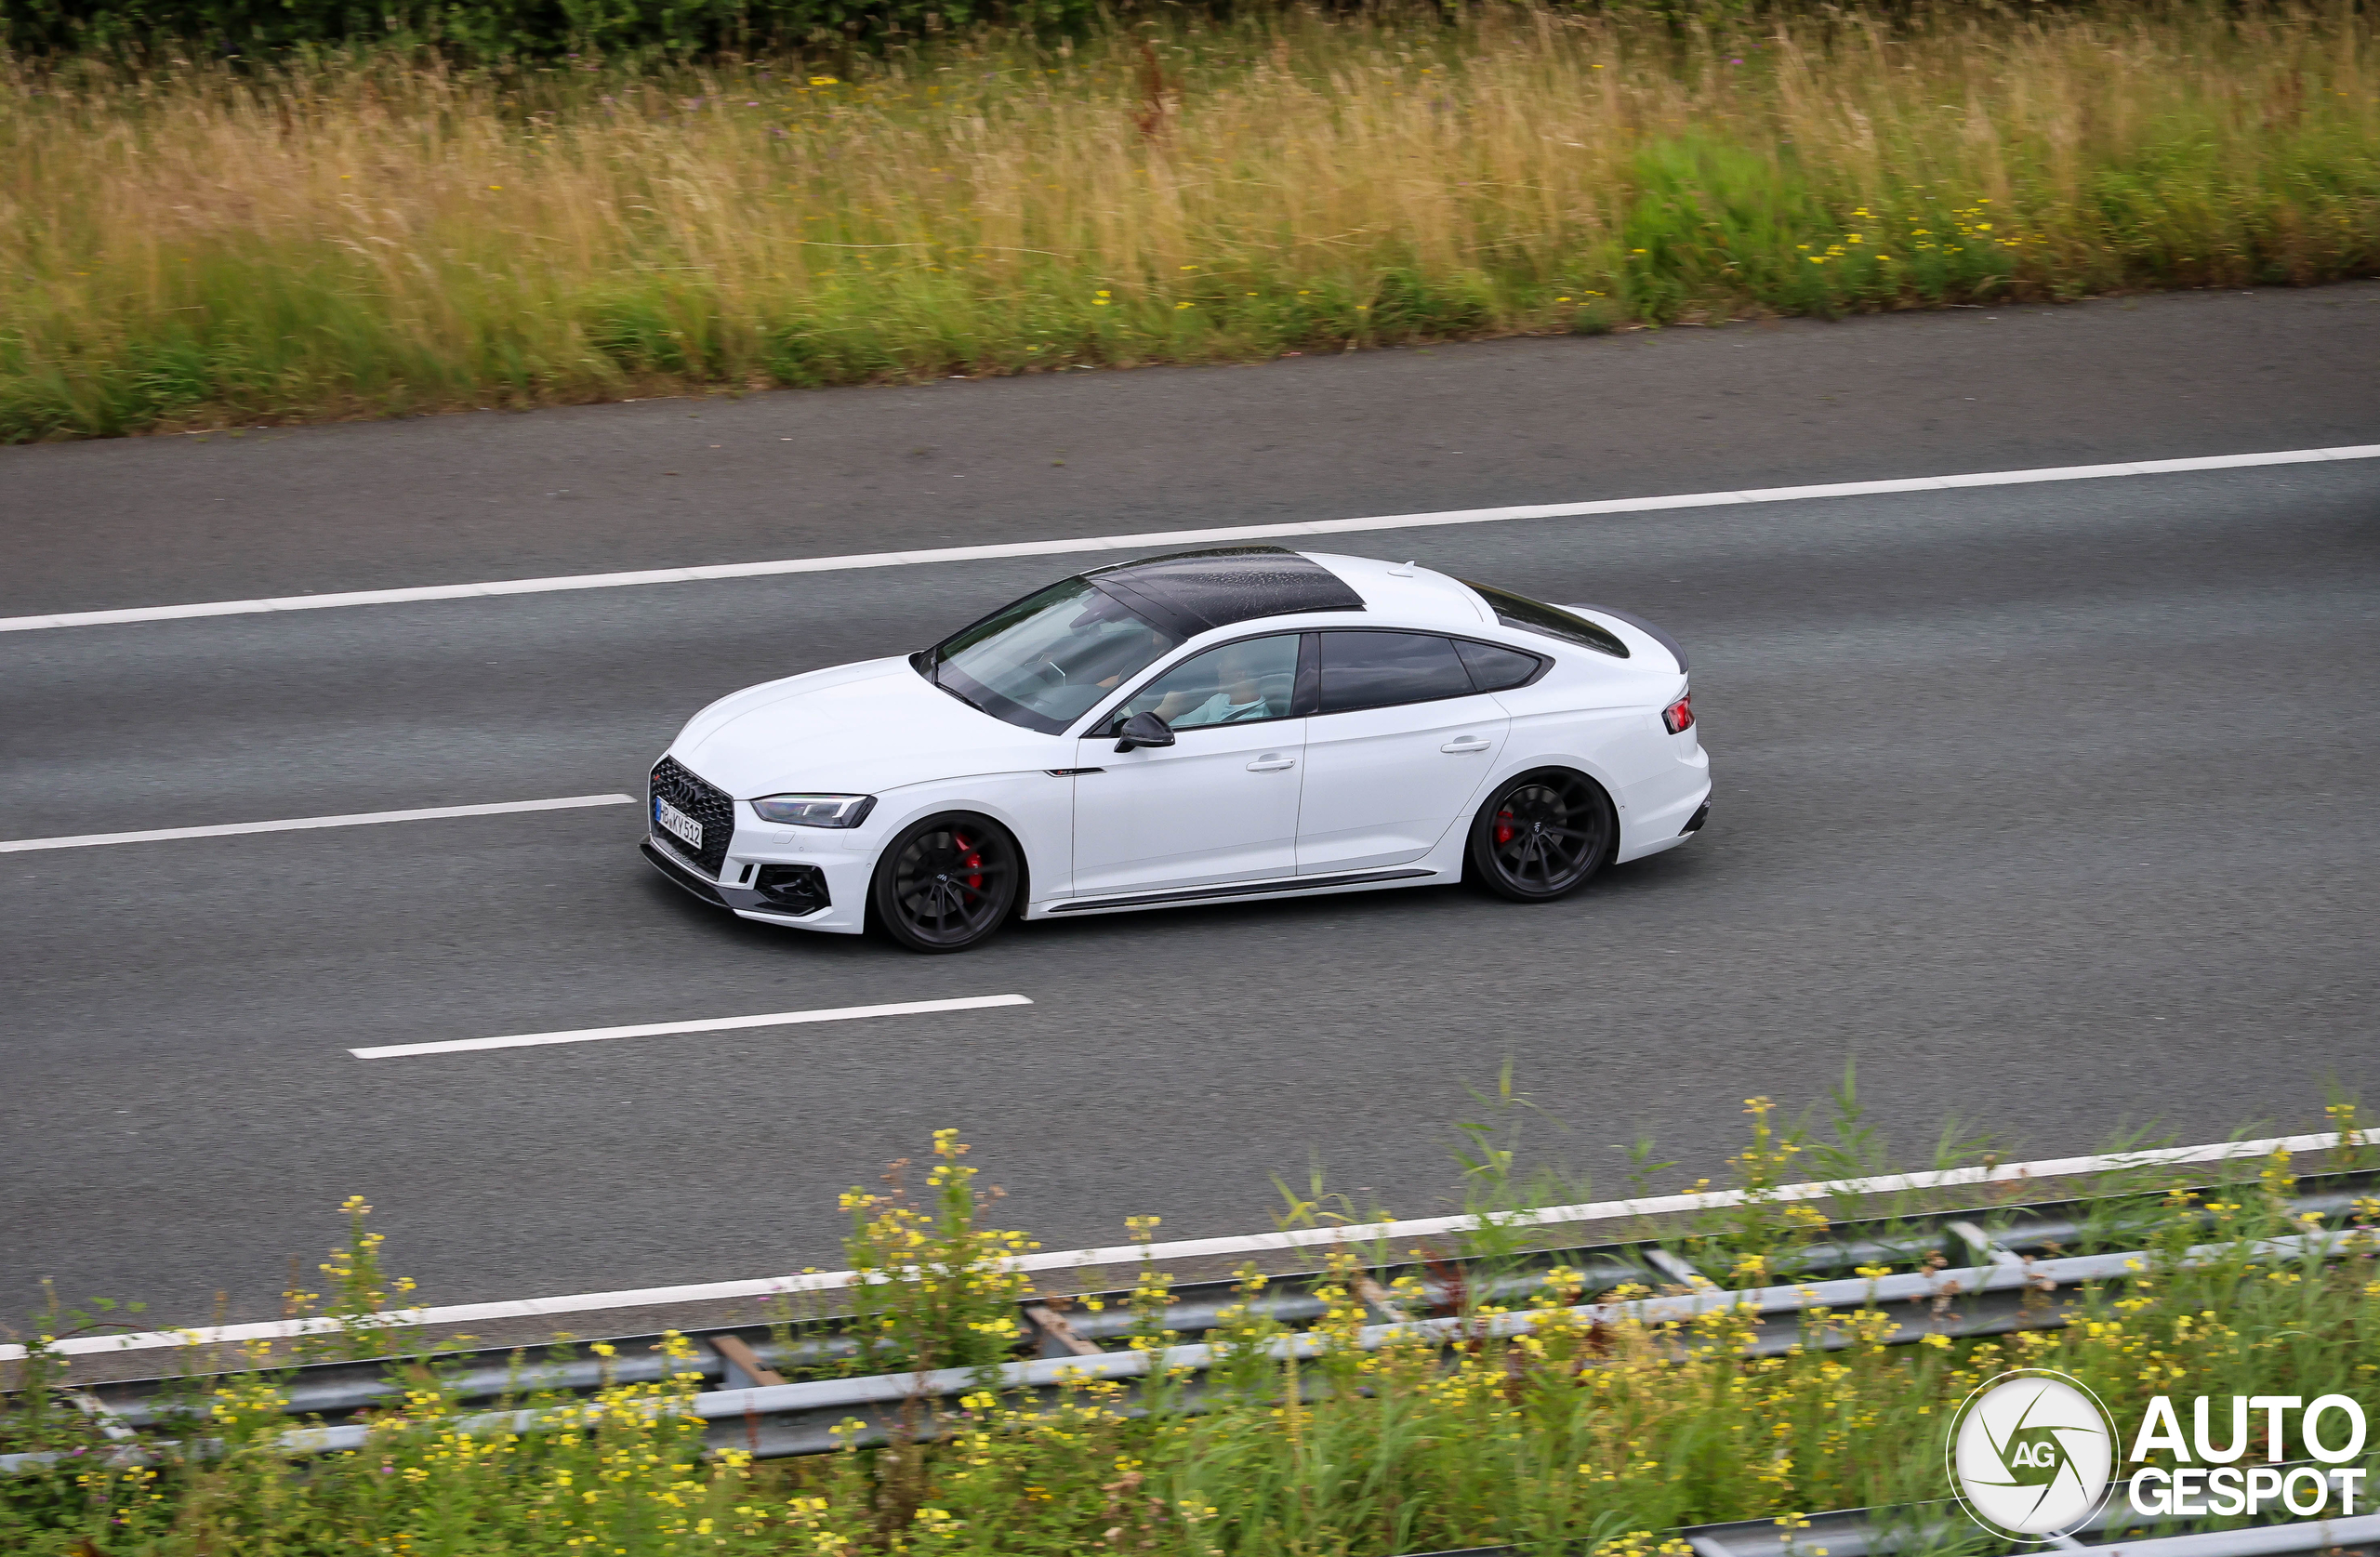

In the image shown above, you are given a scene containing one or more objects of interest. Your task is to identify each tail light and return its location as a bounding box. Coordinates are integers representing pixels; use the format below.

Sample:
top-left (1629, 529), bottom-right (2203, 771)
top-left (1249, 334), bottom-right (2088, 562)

top-left (1661, 691), bottom-right (1694, 734)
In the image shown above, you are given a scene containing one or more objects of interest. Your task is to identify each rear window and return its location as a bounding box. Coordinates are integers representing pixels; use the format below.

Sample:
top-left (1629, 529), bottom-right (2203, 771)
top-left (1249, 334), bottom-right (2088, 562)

top-left (1463, 581), bottom-right (1631, 659)
top-left (1453, 639), bottom-right (1545, 693)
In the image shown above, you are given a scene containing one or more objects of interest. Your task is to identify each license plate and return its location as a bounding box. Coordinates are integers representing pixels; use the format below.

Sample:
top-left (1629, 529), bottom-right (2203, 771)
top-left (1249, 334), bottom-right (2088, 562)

top-left (654, 796), bottom-right (703, 850)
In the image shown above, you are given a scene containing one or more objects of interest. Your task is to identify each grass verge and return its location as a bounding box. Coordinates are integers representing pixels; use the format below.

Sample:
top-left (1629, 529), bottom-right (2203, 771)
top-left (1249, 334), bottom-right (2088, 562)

top-left (7, 1093), bottom-right (2380, 1553)
top-left (3, 1), bottom-right (2375, 441)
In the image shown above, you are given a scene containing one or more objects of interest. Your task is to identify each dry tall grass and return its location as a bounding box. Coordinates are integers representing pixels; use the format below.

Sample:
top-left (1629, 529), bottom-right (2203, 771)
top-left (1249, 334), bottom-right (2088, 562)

top-left (2, 3), bottom-right (2373, 438)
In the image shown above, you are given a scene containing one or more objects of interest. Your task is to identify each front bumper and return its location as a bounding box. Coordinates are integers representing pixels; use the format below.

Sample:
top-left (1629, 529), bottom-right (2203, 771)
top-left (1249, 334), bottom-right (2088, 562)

top-left (641, 838), bottom-right (740, 908)
top-left (643, 753), bottom-right (879, 932)
top-left (641, 836), bottom-right (870, 934)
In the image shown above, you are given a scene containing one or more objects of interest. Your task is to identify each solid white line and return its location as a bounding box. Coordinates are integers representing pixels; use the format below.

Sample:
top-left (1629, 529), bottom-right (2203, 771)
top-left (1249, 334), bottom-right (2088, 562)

top-left (350, 994), bottom-right (1035, 1060)
top-left (7, 444), bottom-right (2376, 635)
top-left (13, 1128), bottom-right (2358, 1360)
top-left (0, 794), bottom-right (637, 854)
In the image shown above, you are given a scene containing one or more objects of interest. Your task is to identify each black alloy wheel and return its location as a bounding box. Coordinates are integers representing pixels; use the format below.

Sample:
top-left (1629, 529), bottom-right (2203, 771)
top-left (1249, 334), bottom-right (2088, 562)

top-left (1467, 770), bottom-right (1615, 903)
top-left (871, 814), bottom-right (1022, 953)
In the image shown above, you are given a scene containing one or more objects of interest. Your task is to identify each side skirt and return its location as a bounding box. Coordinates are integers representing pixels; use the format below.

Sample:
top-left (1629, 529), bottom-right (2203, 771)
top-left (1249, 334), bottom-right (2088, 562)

top-left (1041, 867), bottom-right (1438, 917)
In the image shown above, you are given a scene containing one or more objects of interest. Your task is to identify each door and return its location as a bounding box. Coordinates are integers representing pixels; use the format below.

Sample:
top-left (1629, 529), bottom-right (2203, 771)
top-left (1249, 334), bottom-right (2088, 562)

top-left (1069, 633), bottom-right (1307, 895)
top-left (1296, 630), bottom-right (1510, 874)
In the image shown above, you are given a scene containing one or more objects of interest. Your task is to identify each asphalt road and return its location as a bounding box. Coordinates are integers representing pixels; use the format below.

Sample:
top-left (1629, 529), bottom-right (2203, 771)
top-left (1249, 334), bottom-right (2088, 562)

top-left (5, 284), bottom-right (2379, 1330)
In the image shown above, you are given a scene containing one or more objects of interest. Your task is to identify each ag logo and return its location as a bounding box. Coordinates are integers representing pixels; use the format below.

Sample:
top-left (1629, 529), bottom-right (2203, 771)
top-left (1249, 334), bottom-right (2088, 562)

top-left (1947, 1368), bottom-right (2121, 1542)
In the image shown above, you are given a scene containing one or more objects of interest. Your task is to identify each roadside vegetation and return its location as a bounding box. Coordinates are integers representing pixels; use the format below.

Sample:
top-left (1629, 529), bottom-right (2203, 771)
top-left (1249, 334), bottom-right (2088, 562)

top-left (7, 1091), bottom-right (2380, 1554)
top-left (2, 0), bottom-right (2375, 441)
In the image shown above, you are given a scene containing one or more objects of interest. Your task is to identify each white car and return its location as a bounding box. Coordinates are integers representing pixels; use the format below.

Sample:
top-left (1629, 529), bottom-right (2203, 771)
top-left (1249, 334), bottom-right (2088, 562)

top-left (642, 547), bottom-right (1710, 952)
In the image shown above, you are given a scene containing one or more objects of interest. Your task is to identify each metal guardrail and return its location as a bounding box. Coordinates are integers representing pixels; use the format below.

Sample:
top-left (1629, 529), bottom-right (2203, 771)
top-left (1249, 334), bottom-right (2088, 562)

top-left (23, 1129), bottom-right (2362, 1370)
top-left (27, 1175), bottom-right (2372, 1433)
top-left (7, 1172), bottom-right (2373, 1468)
top-left (681, 1229), bottom-right (2355, 1458)
top-left (2076, 1513), bottom-right (2380, 1554)
top-left (1407, 1486), bottom-right (2380, 1555)
top-left (6, 1226), bottom-right (2364, 1475)
top-left (1680, 1473), bottom-right (2380, 1555)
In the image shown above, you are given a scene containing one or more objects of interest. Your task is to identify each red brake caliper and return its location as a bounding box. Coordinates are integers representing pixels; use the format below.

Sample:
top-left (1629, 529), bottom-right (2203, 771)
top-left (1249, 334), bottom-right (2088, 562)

top-left (955, 832), bottom-right (984, 892)
top-left (1494, 810), bottom-right (1516, 847)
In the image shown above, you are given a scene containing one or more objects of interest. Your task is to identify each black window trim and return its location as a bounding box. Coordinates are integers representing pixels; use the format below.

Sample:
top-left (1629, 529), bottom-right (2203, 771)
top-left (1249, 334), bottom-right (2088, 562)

top-left (1294, 631), bottom-right (1322, 717)
top-left (1304, 627), bottom-right (1552, 719)
top-left (1076, 627), bottom-right (1312, 739)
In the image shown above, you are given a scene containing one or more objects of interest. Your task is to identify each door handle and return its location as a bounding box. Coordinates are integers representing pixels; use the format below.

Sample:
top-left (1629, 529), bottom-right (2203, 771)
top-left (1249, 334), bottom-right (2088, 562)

top-left (1246, 756), bottom-right (1298, 772)
top-left (1440, 735), bottom-right (1493, 754)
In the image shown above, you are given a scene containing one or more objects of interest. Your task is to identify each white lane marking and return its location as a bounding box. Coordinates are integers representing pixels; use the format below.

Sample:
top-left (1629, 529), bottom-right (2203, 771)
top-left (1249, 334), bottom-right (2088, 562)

top-left (13, 1127), bottom-right (2358, 1359)
top-left (0, 794), bottom-right (637, 854)
top-left (350, 993), bottom-right (1035, 1060)
top-left (7, 443), bottom-right (2376, 635)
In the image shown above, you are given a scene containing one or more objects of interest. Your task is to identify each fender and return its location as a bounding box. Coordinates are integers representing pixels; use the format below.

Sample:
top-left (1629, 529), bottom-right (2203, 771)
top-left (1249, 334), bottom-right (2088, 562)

top-left (863, 771), bottom-right (1073, 904)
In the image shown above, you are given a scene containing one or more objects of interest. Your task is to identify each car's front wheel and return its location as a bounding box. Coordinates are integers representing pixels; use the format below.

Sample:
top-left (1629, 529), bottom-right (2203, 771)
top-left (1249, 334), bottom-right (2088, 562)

top-left (1466, 769), bottom-right (1615, 903)
top-left (870, 813), bottom-right (1022, 953)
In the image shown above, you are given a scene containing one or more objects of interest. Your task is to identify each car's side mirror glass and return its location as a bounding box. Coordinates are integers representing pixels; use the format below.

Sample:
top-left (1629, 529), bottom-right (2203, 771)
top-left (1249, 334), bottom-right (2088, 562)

top-left (1114, 710), bottom-right (1176, 753)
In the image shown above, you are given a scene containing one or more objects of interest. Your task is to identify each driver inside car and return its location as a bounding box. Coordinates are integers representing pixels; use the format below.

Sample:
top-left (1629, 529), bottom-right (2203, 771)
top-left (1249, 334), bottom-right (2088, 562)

top-left (1153, 638), bottom-right (1283, 728)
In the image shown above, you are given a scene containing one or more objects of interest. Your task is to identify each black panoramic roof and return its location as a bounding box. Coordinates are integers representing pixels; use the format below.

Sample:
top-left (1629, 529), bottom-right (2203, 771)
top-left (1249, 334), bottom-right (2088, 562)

top-left (1084, 547), bottom-right (1366, 639)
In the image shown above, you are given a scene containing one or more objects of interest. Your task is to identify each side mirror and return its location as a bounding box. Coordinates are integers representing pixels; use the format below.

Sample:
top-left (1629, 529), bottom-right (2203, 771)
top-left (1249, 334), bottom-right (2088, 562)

top-left (1114, 710), bottom-right (1176, 753)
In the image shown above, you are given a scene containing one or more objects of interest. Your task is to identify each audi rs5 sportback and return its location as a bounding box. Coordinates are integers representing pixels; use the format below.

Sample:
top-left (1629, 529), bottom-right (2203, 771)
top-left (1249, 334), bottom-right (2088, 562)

top-left (642, 546), bottom-right (1709, 951)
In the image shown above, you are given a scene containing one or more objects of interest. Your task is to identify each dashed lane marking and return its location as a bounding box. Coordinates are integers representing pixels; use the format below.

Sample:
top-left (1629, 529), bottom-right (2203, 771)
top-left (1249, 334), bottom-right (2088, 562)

top-left (349, 993), bottom-right (1036, 1059)
top-left (0, 794), bottom-right (636, 853)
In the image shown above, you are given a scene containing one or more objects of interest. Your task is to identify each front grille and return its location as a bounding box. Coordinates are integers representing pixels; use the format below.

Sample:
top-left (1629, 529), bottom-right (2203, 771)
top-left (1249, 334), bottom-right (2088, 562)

top-left (649, 756), bottom-right (735, 877)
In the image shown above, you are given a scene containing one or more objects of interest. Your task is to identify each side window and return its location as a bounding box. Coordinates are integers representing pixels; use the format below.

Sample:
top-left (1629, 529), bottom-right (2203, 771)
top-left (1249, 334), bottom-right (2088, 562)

top-left (1316, 631), bottom-right (1475, 715)
top-left (1113, 634), bottom-right (1301, 731)
top-left (1453, 639), bottom-right (1545, 693)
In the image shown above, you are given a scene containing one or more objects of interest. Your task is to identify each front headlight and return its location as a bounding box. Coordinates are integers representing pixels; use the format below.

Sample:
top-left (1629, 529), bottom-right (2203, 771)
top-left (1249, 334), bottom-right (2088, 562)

top-left (750, 794), bottom-right (877, 828)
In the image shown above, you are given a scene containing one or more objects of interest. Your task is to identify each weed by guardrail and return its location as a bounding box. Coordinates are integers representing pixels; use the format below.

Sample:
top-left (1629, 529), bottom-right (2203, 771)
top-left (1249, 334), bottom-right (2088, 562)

top-left (278, 1194), bottom-right (422, 1364)
top-left (8, 1095), bottom-right (2380, 1553)
top-left (839, 1128), bottom-right (1038, 1379)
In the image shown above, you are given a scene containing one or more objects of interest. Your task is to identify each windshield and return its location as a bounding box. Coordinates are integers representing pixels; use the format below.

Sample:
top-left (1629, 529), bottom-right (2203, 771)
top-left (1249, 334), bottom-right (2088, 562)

top-left (925, 576), bottom-right (1182, 733)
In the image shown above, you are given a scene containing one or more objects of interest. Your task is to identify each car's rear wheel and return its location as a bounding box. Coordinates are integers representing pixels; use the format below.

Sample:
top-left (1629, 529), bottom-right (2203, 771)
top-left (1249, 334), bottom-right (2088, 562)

top-left (1467, 769), bottom-right (1614, 903)
top-left (871, 813), bottom-right (1021, 953)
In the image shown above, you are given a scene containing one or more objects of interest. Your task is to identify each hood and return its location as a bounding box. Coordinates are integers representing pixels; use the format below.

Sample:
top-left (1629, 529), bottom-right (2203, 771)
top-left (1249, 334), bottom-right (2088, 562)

top-left (671, 656), bottom-right (1061, 798)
